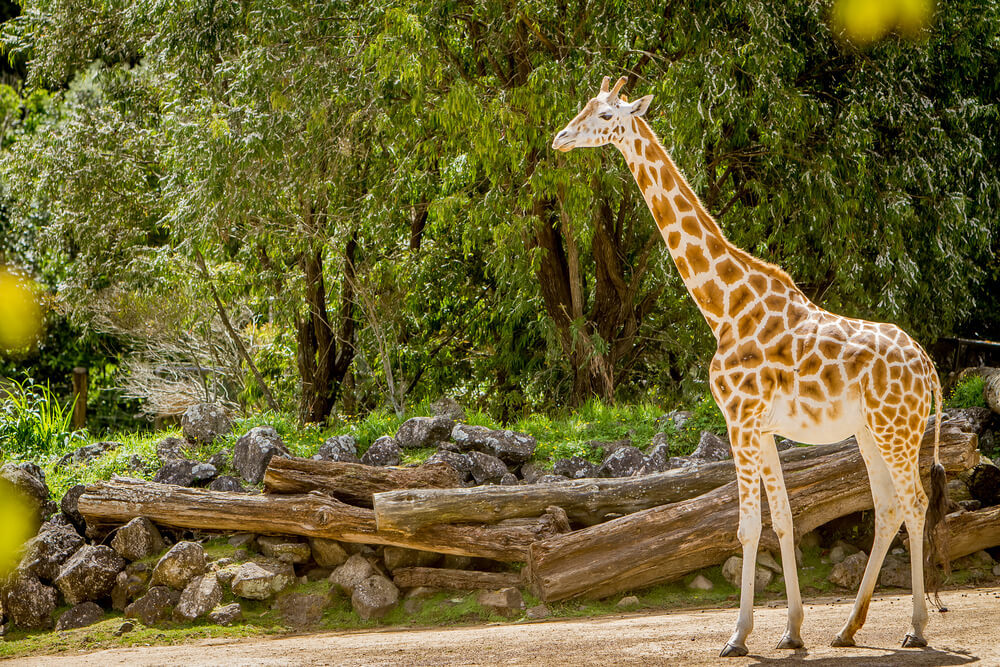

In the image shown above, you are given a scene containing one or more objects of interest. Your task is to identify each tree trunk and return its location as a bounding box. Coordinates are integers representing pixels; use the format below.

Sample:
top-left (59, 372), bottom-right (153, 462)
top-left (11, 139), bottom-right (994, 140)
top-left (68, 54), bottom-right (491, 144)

top-left (391, 567), bottom-right (523, 591)
top-left (264, 457), bottom-right (462, 507)
top-left (373, 442), bottom-right (856, 534)
top-left (526, 412), bottom-right (979, 601)
top-left (77, 478), bottom-right (567, 562)
top-left (945, 505), bottom-right (1000, 562)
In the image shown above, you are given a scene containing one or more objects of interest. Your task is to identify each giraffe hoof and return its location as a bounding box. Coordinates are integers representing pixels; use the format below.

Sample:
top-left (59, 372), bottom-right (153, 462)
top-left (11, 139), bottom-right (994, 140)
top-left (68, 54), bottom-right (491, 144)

top-left (720, 643), bottom-right (748, 657)
top-left (776, 635), bottom-right (804, 649)
top-left (831, 635), bottom-right (855, 647)
top-left (902, 634), bottom-right (927, 648)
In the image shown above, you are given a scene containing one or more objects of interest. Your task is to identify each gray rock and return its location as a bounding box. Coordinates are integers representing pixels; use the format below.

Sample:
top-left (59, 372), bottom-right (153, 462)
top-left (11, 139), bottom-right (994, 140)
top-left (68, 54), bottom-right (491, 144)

top-left (54, 545), bottom-right (126, 605)
top-left (829, 552), bottom-right (868, 590)
top-left (55, 601), bottom-right (105, 631)
top-left (361, 436), bottom-right (401, 467)
top-left (352, 574), bottom-right (399, 620)
top-left (0, 462), bottom-right (52, 526)
top-left (17, 519), bottom-right (84, 582)
top-left (114, 620), bottom-right (135, 635)
top-left (154, 458), bottom-right (216, 487)
top-left (639, 441), bottom-right (671, 474)
top-left (395, 416), bottom-right (455, 449)
top-left (208, 602), bottom-right (243, 626)
top-left (657, 410), bottom-right (692, 430)
top-left (500, 472), bottom-right (518, 485)
top-left (430, 396), bottom-right (466, 421)
top-left (276, 592), bottom-right (327, 627)
top-left (309, 538), bottom-right (349, 568)
top-left (112, 517), bottom-right (166, 561)
top-left (553, 456), bottom-right (597, 479)
top-left (124, 586), bottom-right (180, 625)
top-left (111, 566), bottom-right (149, 611)
top-left (829, 540), bottom-right (860, 565)
top-left (228, 533), bottom-right (256, 549)
top-left (151, 541), bottom-right (207, 590)
top-left (425, 450), bottom-right (472, 480)
top-left (383, 547), bottom-right (440, 572)
top-left (174, 573), bottom-right (223, 621)
top-left (60, 484), bottom-right (87, 533)
top-left (668, 456), bottom-right (695, 468)
top-left (879, 554), bottom-right (911, 589)
top-left (776, 438), bottom-right (797, 451)
top-left (536, 474), bottom-right (569, 484)
top-left (207, 450), bottom-right (230, 470)
top-left (688, 574), bottom-right (714, 591)
top-left (55, 441), bottom-right (121, 468)
top-left (257, 536), bottom-right (311, 564)
top-left (616, 595), bottom-right (641, 609)
top-left (477, 587), bottom-right (523, 617)
top-left (330, 554), bottom-right (376, 594)
top-left (468, 450), bottom-right (508, 484)
top-left (721, 555), bottom-right (773, 590)
top-left (230, 560), bottom-right (295, 599)
top-left (525, 603), bottom-right (551, 619)
top-left (953, 549), bottom-right (995, 570)
top-left (597, 446), bottom-right (645, 477)
top-left (156, 437), bottom-right (188, 462)
top-left (519, 462), bottom-right (544, 484)
top-left (233, 426), bottom-right (290, 484)
top-left (692, 431), bottom-right (731, 461)
top-left (451, 424), bottom-right (536, 464)
top-left (757, 550), bottom-right (783, 574)
top-left (2, 573), bottom-right (57, 629)
top-left (209, 475), bottom-right (246, 492)
top-left (313, 435), bottom-right (360, 463)
top-left (181, 403), bottom-right (233, 445)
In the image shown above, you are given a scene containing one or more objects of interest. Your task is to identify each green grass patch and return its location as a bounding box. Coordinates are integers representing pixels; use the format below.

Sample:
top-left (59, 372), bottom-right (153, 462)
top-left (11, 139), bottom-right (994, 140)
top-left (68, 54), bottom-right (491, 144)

top-left (946, 374), bottom-right (987, 410)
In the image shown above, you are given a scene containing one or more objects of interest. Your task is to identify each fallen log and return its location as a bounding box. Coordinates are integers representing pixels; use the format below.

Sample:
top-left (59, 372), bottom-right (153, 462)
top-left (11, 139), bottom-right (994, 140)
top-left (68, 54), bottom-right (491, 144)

top-left (392, 567), bottom-right (523, 591)
top-left (374, 441), bottom-right (858, 534)
top-left (945, 505), bottom-right (1000, 562)
top-left (526, 412), bottom-right (979, 601)
top-left (264, 457), bottom-right (461, 507)
top-left (78, 478), bottom-right (566, 562)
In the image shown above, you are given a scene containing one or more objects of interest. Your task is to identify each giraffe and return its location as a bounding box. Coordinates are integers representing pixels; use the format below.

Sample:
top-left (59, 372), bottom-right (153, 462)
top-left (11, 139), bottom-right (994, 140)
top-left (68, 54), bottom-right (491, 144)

top-left (552, 76), bottom-right (949, 656)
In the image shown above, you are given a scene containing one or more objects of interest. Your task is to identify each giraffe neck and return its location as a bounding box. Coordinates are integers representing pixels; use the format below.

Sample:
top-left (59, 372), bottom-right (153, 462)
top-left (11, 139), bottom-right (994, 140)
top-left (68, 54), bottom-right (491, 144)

top-left (614, 116), bottom-right (808, 340)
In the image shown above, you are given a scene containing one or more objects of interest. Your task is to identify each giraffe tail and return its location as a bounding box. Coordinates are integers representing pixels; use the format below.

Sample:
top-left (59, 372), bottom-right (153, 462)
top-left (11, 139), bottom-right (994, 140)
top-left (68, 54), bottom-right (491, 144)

top-left (924, 357), bottom-right (949, 609)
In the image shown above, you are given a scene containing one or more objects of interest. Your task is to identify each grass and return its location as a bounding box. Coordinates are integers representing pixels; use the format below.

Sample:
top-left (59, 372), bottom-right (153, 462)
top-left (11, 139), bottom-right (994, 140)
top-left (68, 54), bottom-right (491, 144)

top-left (946, 374), bottom-right (987, 410)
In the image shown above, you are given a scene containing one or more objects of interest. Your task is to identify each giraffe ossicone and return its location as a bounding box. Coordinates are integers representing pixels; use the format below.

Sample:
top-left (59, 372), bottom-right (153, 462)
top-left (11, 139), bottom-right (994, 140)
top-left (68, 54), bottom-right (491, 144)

top-left (554, 75), bottom-right (949, 656)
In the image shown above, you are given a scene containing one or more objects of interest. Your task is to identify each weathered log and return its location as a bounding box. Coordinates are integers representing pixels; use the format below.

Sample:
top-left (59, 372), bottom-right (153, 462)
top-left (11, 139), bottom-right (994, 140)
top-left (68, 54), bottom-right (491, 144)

top-left (264, 457), bottom-right (461, 507)
top-left (527, 413), bottom-right (980, 601)
top-left (946, 505), bottom-right (1000, 562)
top-left (374, 441), bottom-right (858, 534)
top-left (78, 478), bottom-right (565, 562)
top-left (392, 567), bottom-right (523, 591)
top-left (972, 367), bottom-right (1000, 415)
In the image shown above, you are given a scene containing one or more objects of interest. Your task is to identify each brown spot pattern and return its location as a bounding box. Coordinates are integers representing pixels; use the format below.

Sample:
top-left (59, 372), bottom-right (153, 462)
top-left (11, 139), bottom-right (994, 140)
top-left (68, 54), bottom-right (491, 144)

top-left (692, 281), bottom-right (725, 318)
top-left (687, 245), bottom-right (710, 274)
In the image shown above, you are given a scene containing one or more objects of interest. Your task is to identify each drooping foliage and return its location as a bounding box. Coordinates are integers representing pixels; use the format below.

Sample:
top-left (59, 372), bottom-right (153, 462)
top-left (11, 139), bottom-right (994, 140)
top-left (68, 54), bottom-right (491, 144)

top-left (1, 0), bottom-right (997, 421)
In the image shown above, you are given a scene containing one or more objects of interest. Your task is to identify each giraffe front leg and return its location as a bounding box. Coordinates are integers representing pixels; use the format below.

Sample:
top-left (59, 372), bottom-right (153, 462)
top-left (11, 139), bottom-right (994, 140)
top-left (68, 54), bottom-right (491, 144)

top-left (721, 433), bottom-right (763, 658)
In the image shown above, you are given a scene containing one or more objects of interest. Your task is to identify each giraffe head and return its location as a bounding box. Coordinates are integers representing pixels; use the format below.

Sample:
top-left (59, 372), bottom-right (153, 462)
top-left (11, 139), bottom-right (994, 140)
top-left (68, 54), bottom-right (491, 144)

top-left (552, 76), bottom-right (653, 152)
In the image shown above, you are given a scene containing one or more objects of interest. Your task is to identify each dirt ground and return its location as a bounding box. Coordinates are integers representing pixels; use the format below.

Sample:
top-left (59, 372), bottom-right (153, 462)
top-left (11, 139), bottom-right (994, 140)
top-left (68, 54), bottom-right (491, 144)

top-left (8, 588), bottom-right (1000, 666)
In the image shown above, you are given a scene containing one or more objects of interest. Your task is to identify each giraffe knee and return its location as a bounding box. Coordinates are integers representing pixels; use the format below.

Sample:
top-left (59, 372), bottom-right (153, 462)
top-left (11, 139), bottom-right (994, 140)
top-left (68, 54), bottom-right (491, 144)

top-left (738, 514), bottom-right (762, 545)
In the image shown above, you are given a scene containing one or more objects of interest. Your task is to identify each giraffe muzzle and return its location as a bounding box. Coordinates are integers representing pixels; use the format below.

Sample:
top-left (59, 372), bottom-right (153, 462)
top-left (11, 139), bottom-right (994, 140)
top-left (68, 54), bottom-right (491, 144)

top-left (552, 129), bottom-right (575, 152)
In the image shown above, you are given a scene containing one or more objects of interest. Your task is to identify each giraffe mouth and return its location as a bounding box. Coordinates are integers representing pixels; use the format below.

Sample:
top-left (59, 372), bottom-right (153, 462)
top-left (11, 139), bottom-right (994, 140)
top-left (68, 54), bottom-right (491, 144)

top-left (552, 130), bottom-right (576, 152)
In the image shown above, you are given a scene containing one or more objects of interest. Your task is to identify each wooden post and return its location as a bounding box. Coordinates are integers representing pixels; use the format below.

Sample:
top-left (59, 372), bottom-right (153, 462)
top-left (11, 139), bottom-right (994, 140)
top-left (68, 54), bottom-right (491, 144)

top-left (71, 367), bottom-right (88, 430)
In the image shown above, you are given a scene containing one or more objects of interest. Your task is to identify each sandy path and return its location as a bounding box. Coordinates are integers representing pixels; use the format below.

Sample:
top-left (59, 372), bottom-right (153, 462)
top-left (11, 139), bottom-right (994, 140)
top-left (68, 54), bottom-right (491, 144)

top-left (7, 588), bottom-right (999, 666)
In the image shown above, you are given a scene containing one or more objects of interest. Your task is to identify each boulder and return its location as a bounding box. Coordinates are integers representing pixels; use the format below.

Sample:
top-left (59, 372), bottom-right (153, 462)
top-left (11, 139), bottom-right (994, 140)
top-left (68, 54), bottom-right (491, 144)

top-left (257, 536), bottom-right (311, 564)
top-left (536, 474), bottom-right (569, 484)
top-left (395, 416), bottom-right (455, 450)
top-left (691, 431), bottom-right (731, 462)
top-left (309, 538), bottom-right (349, 568)
top-left (114, 620), bottom-right (135, 635)
top-left (208, 475), bottom-right (246, 492)
top-left (468, 450), bottom-right (508, 485)
top-left (230, 560), bottom-right (295, 600)
top-left (451, 424), bottom-right (536, 464)
top-left (519, 462), bottom-right (544, 484)
top-left (111, 565), bottom-right (150, 611)
top-left (477, 587), bottom-right (523, 618)
top-left (60, 484), bottom-right (87, 533)
top-left (208, 602), bottom-right (243, 626)
top-left (173, 573), bottom-right (223, 621)
top-left (313, 435), bottom-right (360, 463)
top-left (156, 437), bottom-right (188, 462)
top-left (776, 438), bottom-right (797, 451)
top-left (553, 456), bottom-right (597, 479)
top-left (151, 541), bottom-right (207, 590)
top-left (207, 450), bottom-right (230, 470)
top-left (500, 472), bottom-right (518, 485)
top-left (596, 446), bottom-right (645, 478)
top-left (688, 574), bottom-right (714, 591)
top-left (2, 573), bottom-right (57, 629)
top-left (154, 459), bottom-right (217, 487)
top-left (639, 441), bottom-right (671, 474)
top-left (55, 601), bottom-right (105, 631)
top-left (0, 462), bottom-right (52, 526)
top-left (233, 426), bottom-right (290, 484)
top-left (526, 603), bottom-right (551, 620)
top-left (430, 396), bottom-right (466, 421)
top-left (360, 436), bottom-right (401, 467)
top-left (124, 586), bottom-right (180, 625)
top-left (879, 554), bottom-right (911, 589)
top-left (17, 519), bottom-right (84, 582)
top-left (55, 441), bottom-right (120, 468)
top-left (330, 554), bottom-right (376, 594)
top-left (757, 550), bottom-right (783, 574)
top-left (425, 450), bottom-right (472, 481)
top-left (383, 546), bottom-right (441, 572)
top-left (829, 551), bottom-right (869, 590)
top-left (351, 574), bottom-right (399, 620)
top-left (54, 545), bottom-right (126, 605)
top-left (953, 549), bottom-right (996, 571)
top-left (111, 517), bottom-right (166, 561)
top-left (276, 592), bottom-right (327, 627)
top-left (721, 555), bottom-right (773, 590)
top-left (616, 595), bottom-right (641, 609)
top-left (657, 410), bottom-right (692, 430)
top-left (829, 540), bottom-right (860, 565)
top-left (181, 403), bottom-right (232, 445)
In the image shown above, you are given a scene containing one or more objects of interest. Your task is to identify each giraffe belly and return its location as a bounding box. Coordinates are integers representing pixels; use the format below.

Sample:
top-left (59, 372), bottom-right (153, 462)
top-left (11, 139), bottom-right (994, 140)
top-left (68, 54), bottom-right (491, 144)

top-left (763, 397), bottom-right (865, 445)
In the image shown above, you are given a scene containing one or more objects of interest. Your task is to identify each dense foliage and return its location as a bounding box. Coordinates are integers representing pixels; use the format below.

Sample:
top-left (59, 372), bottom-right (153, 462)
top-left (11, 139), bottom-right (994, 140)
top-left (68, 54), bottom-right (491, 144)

top-left (1, 0), bottom-right (998, 423)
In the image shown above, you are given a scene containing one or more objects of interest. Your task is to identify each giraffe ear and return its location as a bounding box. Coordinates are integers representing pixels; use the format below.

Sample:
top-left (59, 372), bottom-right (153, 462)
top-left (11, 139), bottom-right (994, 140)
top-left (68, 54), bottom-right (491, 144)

top-left (626, 94), bottom-right (653, 117)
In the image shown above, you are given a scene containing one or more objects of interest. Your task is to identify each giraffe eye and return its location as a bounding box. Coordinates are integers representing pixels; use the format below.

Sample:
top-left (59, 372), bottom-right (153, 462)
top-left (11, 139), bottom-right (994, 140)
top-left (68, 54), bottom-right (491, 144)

top-left (598, 111), bottom-right (613, 120)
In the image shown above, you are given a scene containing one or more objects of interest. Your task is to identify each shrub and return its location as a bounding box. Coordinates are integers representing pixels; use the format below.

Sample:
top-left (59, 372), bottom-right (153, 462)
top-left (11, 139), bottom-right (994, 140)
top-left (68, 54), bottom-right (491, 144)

top-left (946, 374), bottom-right (987, 410)
top-left (0, 378), bottom-right (84, 461)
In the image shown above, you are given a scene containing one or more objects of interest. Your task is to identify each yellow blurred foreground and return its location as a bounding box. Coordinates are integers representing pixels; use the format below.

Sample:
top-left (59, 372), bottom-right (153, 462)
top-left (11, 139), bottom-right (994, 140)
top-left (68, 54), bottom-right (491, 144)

top-left (0, 266), bottom-right (44, 353)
